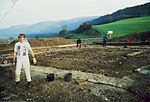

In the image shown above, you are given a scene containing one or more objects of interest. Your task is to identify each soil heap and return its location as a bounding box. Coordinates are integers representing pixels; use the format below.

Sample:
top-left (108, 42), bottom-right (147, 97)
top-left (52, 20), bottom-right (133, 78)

top-left (11, 37), bottom-right (75, 47)
top-left (108, 31), bottom-right (150, 42)
top-left (0, 37), bottom-right (75, 51)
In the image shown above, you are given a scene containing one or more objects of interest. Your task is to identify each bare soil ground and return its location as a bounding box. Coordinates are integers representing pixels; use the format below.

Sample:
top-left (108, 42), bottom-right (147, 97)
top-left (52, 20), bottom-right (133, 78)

top-left (35, 45), bottom-right (150, 77)
top-left (108, 31), bottom-right (150, 42)
top-left (0, 37), bottom-right (150, 102)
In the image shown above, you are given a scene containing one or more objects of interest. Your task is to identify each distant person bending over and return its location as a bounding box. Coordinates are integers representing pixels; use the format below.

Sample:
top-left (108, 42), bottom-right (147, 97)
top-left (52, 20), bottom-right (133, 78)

top-left (77, 38), bottom-right (82, 48)
top-left (103, 34), bottom-right (108, 47)
top-left (13, 34), bottom-right (37, 88)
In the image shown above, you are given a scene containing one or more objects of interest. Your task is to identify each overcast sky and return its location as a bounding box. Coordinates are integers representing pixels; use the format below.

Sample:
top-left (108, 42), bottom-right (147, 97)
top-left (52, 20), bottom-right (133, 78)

top-left (0, 0), bottom-right (149, 28)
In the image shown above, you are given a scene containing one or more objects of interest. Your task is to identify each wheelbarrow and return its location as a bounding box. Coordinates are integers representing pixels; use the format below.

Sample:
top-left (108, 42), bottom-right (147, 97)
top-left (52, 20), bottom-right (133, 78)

top-left (0, 63), bottom-right (15, 80)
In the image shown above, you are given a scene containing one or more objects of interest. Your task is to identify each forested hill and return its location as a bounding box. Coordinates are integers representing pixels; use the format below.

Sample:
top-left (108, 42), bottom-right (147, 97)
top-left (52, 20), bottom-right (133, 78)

top-left (89, 2), bottom-right (150, 25)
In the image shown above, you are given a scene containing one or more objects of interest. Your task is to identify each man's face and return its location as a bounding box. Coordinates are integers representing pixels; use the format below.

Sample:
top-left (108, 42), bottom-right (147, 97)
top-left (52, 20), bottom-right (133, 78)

top-left (19, 36), bottom-right (25, 43)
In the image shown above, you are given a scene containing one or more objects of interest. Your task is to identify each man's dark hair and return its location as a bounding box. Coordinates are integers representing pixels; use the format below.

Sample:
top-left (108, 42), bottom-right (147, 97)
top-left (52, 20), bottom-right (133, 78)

top-left (18, 34), bottom-right (26, 38)
top-left (77, 38), bottom-right (81, 43)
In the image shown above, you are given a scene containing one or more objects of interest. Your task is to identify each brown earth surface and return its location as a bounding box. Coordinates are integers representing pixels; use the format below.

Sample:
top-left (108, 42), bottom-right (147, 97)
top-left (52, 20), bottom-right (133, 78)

top-left (0, 37), bottom-right (75, 51)
top-left (0, 37), bottom-right (150, 102)
top-left (35, 45), bottom-right (150, 77)
top-left (108, 31), bottom-right (150, 42)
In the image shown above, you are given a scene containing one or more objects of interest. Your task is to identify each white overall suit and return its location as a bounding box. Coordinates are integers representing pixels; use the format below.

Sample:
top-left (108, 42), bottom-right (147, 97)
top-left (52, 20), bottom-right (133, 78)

top-left (14, 41), bottom-right (32, 82)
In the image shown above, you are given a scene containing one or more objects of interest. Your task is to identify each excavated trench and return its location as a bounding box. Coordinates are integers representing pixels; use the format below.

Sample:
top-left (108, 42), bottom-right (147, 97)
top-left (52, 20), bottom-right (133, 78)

top-left (0, 44), bottom-right (150, 101)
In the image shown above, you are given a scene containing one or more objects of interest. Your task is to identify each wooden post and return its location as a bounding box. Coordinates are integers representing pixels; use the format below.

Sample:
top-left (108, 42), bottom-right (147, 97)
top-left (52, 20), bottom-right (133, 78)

top-left (107, 31), bottom-right (113, 39)
top-left (108, 33), bottom-right (112, 39)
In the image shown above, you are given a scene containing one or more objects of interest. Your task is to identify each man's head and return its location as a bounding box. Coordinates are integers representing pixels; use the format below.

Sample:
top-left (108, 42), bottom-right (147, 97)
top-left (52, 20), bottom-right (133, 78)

top-left (18, 34), bottom-right (25, 43)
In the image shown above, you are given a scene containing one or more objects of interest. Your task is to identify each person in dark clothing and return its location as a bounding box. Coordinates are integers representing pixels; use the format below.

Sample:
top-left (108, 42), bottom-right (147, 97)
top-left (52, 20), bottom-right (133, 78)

top-left (77, 39), bottom-right (82, 48)
top-left (103, 34), bottom-right (108, 47)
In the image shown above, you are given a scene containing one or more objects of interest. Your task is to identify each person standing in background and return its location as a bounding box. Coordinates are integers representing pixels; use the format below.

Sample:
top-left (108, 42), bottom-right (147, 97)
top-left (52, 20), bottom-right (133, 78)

top-left (103, 34), bottom-right (108, 47)
top-left (76, 38), bottom-right (82, 48)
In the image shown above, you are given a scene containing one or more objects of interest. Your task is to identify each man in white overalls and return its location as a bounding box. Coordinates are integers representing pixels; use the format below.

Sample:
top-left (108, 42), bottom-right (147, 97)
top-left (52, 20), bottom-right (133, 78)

top-left (13, 34), bottom-right (36, 88)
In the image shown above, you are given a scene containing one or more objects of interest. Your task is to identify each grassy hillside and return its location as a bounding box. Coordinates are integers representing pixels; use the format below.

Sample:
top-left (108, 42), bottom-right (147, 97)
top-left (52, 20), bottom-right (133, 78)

top-left (89, 2), bottom-right (150, 25)
top-left (93, 16), bottom-right (150, 38)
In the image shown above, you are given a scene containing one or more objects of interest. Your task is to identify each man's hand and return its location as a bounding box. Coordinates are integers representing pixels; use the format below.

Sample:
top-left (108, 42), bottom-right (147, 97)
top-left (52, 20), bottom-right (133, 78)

top-left (33, 58), bottom-right (37, 64)
top-left (13, 52), bottom-right (16, 67)
top-left (13, 62), bottom-right (15, 67)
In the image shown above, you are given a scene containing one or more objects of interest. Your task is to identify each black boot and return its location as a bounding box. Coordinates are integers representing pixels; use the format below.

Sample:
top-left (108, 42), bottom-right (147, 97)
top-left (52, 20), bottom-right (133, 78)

top-left (27, 82), bottom-right (32, 88)
top-left (15, 82), bottom-right (19, 88)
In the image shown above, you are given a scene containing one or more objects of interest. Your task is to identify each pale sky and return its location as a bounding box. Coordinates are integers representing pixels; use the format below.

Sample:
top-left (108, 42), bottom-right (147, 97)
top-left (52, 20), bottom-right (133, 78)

top-left (0, 0), bottom-right (149, 28)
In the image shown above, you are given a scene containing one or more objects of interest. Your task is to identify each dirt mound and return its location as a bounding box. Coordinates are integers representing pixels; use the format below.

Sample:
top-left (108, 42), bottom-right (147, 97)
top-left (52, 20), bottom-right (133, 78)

top-left (10, 40), bottom-right (19, 45)
top-left (10, 37), bottom-right (75, 47)
top-left (0, 37), bottom-right (74, 52)
top-left (108, 31), bottom-right (150, 42)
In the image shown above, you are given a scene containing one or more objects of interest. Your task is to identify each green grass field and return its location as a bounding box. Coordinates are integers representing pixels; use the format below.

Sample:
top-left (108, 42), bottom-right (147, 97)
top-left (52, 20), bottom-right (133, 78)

top-left (93, 16), bottom-right (150, 38)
